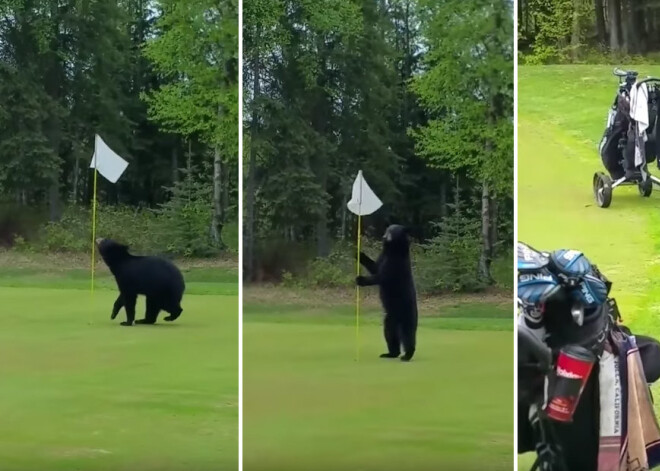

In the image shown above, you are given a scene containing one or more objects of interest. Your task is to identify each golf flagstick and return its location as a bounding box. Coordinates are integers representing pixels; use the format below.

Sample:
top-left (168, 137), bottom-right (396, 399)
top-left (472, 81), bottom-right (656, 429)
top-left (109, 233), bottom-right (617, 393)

top-left (346, 170), bottom-right (382, 361)
top-left (88, 134), bottom-right (129, 302)
top-left (356, 206), bottom-right (362, 362)
top-left (91, 151), bottom-right (98, 297)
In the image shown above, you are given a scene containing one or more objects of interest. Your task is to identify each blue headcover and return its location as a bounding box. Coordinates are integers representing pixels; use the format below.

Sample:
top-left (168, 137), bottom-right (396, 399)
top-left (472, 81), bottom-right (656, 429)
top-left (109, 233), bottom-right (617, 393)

top-left (547, 249), bottom-right (609, 309)
top-left (518, 268), bottom-right (561, 305)
top-left (549, 249), bottom-right (592, 278)
top-left (518, 242), bottom-right (560, 305)
top-left (570, 273), bottom-right (609, 309)
top-left (517, 242), bottom-right (549, 272)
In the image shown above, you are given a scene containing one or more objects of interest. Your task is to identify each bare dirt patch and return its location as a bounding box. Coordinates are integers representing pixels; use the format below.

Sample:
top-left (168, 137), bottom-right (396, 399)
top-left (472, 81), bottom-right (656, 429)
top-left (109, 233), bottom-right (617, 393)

top-left (243, 284), bottom-right (511, 310)
top-left (0, 250), bottom-right (237, 271)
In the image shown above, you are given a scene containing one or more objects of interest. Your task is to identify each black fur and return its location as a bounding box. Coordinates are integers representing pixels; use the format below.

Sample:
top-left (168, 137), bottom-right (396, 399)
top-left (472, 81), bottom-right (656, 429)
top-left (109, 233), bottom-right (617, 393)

top-left (96, 238), bottom-right (185, 326)
top-left (356, 224), bottom-right (418, 361)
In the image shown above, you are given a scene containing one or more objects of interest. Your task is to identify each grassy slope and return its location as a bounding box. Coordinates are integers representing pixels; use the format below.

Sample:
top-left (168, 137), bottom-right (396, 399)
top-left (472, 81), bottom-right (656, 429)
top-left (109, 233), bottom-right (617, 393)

top-left (243, 295), bottom-right (513, 471)
top-left (0, 262), bottom-right (238, 471)
top-left (518, 64), bottom-right (660, 467)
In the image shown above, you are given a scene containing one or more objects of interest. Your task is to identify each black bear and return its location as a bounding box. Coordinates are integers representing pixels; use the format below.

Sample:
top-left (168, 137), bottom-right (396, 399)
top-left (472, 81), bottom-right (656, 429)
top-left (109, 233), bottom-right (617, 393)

top-left (96, 238), bottom-right (185, 326)
top-left (356, 224), bottom-right (418, 361)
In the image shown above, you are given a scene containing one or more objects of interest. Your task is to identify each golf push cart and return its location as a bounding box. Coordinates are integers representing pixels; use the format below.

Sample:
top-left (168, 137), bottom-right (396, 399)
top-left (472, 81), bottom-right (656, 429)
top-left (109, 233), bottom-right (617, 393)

top-left (593, 68), bottom-right (660, 208)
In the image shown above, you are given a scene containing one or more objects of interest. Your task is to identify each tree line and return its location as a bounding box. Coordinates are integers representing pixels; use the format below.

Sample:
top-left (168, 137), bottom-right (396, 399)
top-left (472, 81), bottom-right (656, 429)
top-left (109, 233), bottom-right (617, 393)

top-left (244, 0), bottom-right (513, 289)
top-left (519, 0), bottom-right (660, 61)
top-left (0, 0), bottom-right (238, 254)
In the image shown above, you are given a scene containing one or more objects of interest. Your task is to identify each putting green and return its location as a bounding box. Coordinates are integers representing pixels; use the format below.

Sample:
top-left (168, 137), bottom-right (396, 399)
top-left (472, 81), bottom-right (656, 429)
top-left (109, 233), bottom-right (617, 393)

top-left (0, 271), bottom-right (237, 470)
top-left (518, 64), bottom-right (660, 468)
top-left (243, 303), bottom-right (513, 471)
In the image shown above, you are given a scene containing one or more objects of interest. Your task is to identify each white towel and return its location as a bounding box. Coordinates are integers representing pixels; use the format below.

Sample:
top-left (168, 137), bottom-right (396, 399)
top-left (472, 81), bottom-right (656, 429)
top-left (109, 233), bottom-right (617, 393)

top-left (598, 349), bottom-right (622, 471)
top-left (630, 82), bottom-right (650, 167)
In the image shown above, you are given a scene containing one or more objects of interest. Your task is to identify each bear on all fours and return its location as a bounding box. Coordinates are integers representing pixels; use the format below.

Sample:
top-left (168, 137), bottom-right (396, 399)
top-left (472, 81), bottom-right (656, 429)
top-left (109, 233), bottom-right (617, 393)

top-left (96, 238), bottom-right (185, 326)
top-left (356, 224), bottom-right (418, 361)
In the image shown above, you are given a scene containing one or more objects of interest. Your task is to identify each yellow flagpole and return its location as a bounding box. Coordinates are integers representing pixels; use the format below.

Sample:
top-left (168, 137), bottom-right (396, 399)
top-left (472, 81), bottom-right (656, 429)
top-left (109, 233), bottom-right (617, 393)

top-left (356, 213), bottom-right (361, 362)
top-left (355, 172), bottom-right (363, 362)
top-left (91, 162), bottom-right (98, 295)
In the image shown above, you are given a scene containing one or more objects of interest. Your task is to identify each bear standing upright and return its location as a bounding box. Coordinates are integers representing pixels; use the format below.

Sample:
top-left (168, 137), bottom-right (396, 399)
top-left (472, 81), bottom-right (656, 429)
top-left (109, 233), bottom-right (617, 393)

top-left (356, 224), bottom-right (418, 361)
top-left (96, 238), bottom-right (185, 326)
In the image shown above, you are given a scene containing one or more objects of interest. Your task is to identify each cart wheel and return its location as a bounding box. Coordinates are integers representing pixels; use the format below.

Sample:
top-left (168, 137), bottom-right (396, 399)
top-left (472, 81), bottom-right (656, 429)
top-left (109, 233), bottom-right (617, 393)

top-left (639, 178), bottom-right (653, 197)
top-left (593, 172), bottom-right (612, 208)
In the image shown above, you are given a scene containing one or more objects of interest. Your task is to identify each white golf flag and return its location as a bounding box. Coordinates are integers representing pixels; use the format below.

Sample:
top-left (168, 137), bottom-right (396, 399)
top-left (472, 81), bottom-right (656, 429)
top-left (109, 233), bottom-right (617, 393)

top-left (347, 170), bottom-right (382, 216)
top-left (90, 134), bottom-right (128, 183)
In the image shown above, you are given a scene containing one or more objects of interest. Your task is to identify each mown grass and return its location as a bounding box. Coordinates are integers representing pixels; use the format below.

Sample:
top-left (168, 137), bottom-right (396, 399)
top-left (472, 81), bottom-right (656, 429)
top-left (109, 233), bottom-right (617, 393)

top-left (518, 64), bottom-right (660, 468)
top-left (0, 259), bottom-right (238, 471)
top-left (243, 290), bottom-right (513, 471)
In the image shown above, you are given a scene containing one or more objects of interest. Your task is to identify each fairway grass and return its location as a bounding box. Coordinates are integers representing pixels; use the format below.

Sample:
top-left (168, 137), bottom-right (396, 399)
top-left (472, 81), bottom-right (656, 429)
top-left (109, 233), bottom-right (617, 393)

top-left (518, 64), bottom-right (660, 468)
top-left (0, 264), bottom-right (237, 470)
top-left (243, 300), bottom-right (513, 471)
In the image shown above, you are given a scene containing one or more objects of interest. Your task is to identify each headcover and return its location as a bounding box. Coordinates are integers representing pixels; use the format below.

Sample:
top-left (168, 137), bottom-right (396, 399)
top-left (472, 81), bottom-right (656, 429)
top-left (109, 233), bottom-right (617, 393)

top-left (518, 241), bottom-right (550, 272)
top-left (517, 242), bottom-right (561, 306)
top-left (517, 243), bottom-right (611, 330)
top-left (548, 249), bottom-right (608, 310)
top-left (549, 249), bottom-right (592, 280)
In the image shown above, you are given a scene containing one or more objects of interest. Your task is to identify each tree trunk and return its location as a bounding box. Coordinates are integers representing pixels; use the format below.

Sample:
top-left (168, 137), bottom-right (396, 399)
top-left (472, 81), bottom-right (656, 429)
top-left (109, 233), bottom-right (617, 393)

top-left (45, 1), bottom-right (62, 222)
top-left (312, 50), bottom-right (331, 258)
top-left (48, 183), bottom-right (60, 222)
top-left (340, 178), bottom-right (348, 240)
top-left (72, 156), bottom-right (79, 204)
top-left (402, 0), bottom-right (411, 127)
top-left (453, 175), bottom-right (460, 238)
top-left (212, 107), bottom-right (224, 248)
top-left (633, 1), bottom-right (647, 53)
top-left (620, 0), bottom-right (636, 53)
top-left (246, 23), bottom-right (261, 280)
top-left (489, 197), bottom-right (498, 258)
top-left (316, 213), bottom-right (329, 257)
top-left (571, 0), bottom-right (581, 60)
top-left (315, 151), bottom-right (330, 257)
top-left (211, 139), bottom-right (223, 247)
top-left (594, 0), bottom-right (607, 46)
top-left (315, 135), bottom-right (330, 257)
top-left (478, 182), bottom-right (493, 283)
top-left (647, 5), bottom-right (656, 48)
top-left (222, 159), bottom-right (229, 222)
top-left (187, 139), bottom-right (192, 201)
top-left (609, 0), bottom-right (622, 52)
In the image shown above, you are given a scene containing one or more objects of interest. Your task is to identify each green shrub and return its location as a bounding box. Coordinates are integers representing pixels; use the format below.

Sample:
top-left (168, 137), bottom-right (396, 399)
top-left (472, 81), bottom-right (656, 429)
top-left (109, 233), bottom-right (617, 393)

top-left (19, 202), bottom-right (236, 258)
top-left (520, 46), bottom-right (660, 66)
top-left (414, 209), bottom-right (496, 293)
top-left (305, 250), bottom-right (354, 288)
top-left (34, 205), bottom-right (157, 253)
top-left (255, 225), bottom-right (511, 294)
top-left (154, 173), bottom-right (219, 257)
top-left (271, 239), bottom-right (377, 288)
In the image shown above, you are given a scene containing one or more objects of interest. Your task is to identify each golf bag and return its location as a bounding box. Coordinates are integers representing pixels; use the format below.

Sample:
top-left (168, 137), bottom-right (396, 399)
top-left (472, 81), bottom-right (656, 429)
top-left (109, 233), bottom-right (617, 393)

top-left (517, 242), bottom-right (660, 471)
top-left (598, 70), bottom-right (660, 180)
